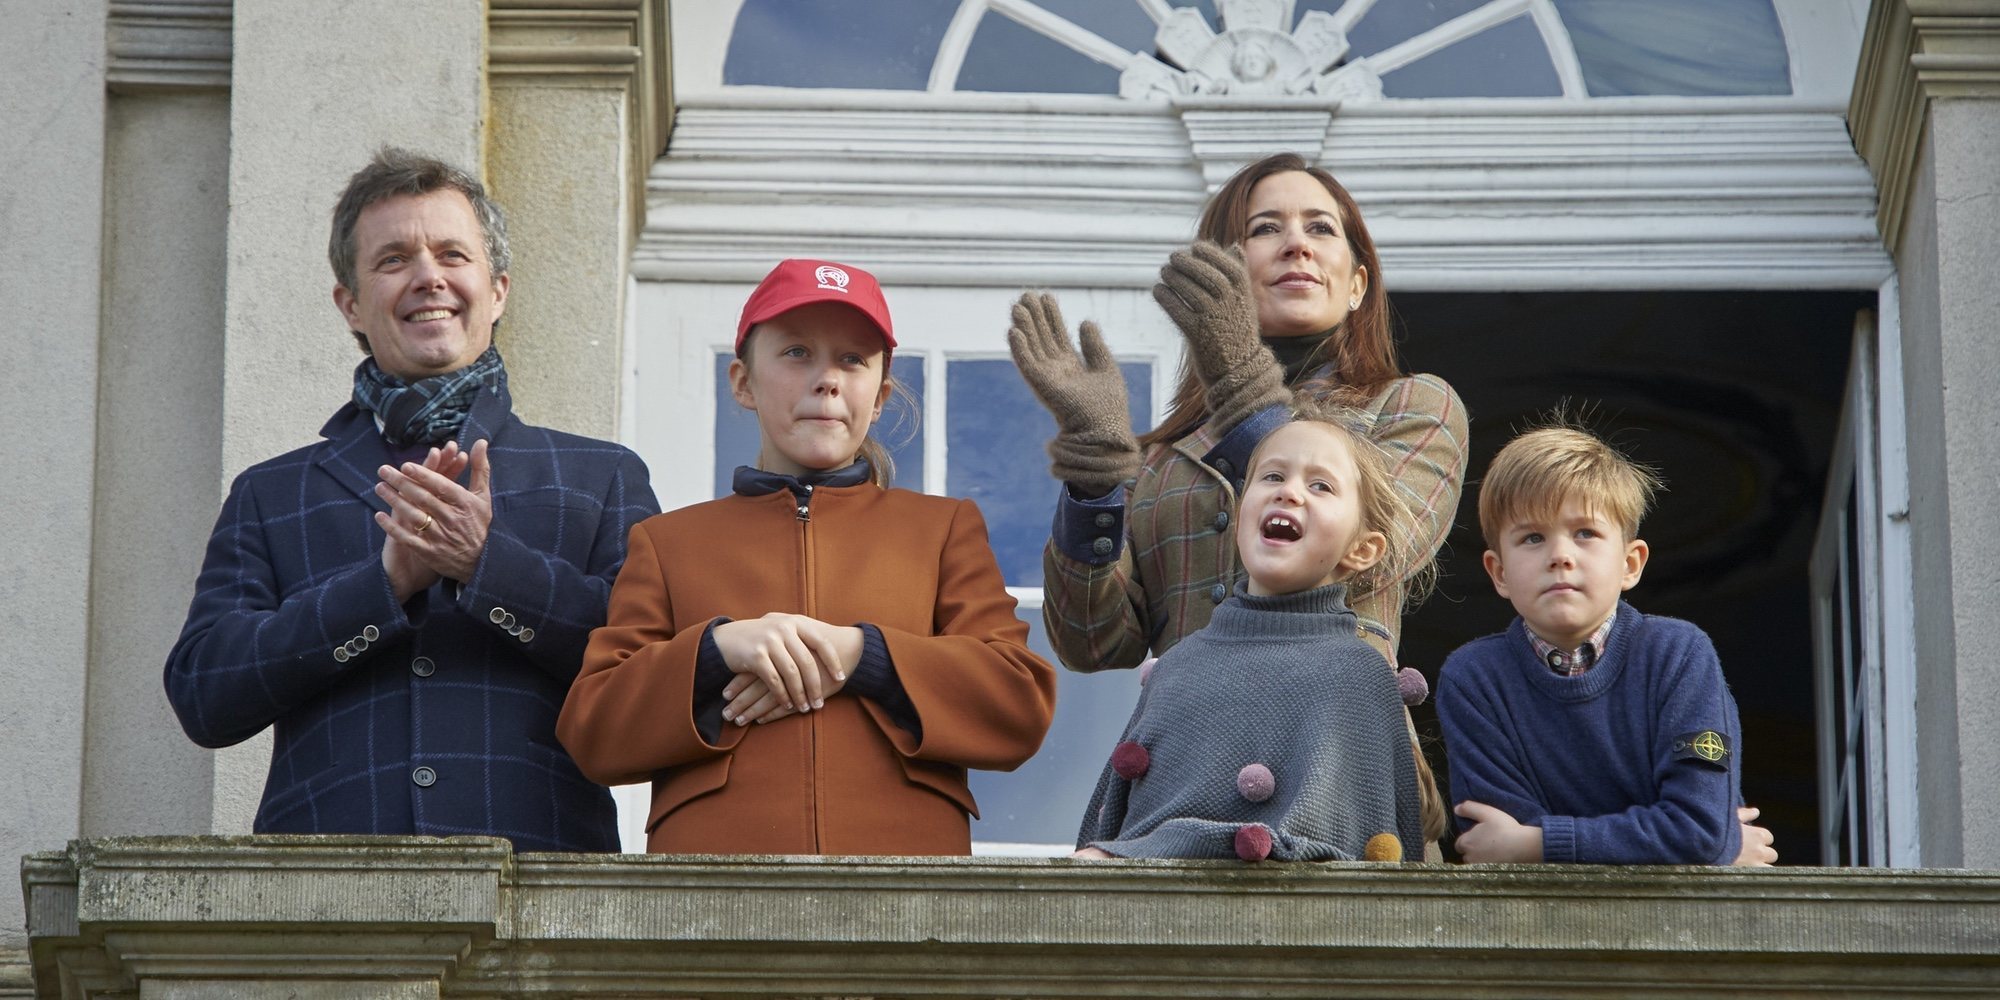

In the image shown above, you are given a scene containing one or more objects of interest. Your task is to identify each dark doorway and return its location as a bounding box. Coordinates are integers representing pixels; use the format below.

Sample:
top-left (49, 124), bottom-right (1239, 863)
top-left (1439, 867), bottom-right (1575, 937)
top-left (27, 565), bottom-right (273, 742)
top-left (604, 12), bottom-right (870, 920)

top-left (1395, 290), bottom-right (1871, 866)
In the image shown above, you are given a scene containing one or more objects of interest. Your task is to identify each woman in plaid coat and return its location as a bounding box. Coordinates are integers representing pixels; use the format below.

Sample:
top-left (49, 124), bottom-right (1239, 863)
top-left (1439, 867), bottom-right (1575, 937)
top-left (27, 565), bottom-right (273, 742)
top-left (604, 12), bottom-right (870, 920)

top-left (1008, 153), bottom-right (1468, 843)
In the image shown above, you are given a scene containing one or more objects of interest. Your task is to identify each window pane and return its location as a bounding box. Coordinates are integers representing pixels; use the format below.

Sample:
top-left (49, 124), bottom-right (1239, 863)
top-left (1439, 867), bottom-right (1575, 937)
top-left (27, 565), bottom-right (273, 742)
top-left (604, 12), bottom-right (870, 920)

top-left (969, 608), bottom-right (1143, 848)
top-left (713, 352), bottom-right (925, 497)
top-left (1345, 0), bottom-right (1491, 58)
top-left (946, 359), bottom-right (1151, 586)
top-left (1552, 0), bottom-right (1790, 97)
top-left (724, 0), bottom-right (959, 90)
top-left (957, 12), bottom-right (1123, 94)
top-left (1380, 15), bottom-right (1562, 98)
top-left (1031, 0), bottom-right (1158, 51)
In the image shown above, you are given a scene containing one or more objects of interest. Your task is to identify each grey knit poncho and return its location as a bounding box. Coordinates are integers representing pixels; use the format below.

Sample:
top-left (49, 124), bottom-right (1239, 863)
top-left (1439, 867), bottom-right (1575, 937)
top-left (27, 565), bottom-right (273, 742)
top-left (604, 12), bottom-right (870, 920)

top-left (1077, 581), bottom-right (1422, 861)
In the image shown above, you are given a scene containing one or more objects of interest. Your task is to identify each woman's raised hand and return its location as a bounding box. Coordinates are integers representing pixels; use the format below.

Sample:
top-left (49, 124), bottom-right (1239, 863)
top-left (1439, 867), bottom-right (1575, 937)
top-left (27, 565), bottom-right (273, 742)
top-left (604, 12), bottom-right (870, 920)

top-left (710, 613), bottom-right (861, 720)
top-left (1152, 241), bottom-right (1290, 434)
top-left (1007, 292), bottom-right (1142, 496)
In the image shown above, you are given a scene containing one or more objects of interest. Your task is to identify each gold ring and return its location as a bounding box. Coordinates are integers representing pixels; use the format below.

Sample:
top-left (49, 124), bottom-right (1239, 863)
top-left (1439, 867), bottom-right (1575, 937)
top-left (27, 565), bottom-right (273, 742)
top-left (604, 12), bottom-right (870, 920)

top-left (415, 513), bottom-right (435, 535)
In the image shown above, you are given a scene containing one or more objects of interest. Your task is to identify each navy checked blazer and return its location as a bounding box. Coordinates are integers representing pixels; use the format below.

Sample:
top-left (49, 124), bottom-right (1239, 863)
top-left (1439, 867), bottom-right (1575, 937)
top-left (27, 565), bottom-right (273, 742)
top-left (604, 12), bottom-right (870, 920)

top-left (165, 379), bottom-right (658, 851)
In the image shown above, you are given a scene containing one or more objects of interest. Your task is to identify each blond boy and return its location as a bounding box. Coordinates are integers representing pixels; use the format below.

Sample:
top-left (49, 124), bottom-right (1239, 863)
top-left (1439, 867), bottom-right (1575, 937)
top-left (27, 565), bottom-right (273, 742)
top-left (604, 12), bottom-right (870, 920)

top-left (1435, 425), bottom-right (1774, 865)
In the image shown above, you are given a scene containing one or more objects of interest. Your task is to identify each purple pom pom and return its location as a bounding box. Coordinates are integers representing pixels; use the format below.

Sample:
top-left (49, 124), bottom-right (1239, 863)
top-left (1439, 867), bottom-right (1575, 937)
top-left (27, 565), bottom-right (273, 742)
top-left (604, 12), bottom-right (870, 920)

top-left (1111, 741), bottom-right (1150, 780)
top-left (1234, 823), bottom-right (1273, 862)
top-left (1396, 666), bottom-right (1429, 706)
top-left (1236, 763), bottom-right (1275, 802)
top-left (1138, 657), bottom-right (1159, 685)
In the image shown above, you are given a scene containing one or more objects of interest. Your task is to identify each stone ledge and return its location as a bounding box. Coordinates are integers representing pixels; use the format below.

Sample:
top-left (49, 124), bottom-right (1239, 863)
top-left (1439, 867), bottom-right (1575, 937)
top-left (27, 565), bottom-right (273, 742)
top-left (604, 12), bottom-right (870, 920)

top-left (23, 837), bottom-right (2000, 998)
top-left (0, 948), bottom-right (29, 1000)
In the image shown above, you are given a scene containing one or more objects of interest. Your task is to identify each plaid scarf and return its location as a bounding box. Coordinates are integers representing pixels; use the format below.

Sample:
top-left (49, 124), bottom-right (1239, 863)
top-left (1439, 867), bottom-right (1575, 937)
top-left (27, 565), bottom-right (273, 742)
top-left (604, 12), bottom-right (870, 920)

top-left (352, 346), bottom-right (506, 447)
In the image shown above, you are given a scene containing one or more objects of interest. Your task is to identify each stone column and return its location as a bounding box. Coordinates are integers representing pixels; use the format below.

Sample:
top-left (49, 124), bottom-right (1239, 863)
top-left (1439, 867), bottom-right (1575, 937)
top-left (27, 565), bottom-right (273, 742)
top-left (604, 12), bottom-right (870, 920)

top-left (1850, 0), bottom-right (2000, 868)
top-left (83, 0), bottom-right (235, 843)
top-left (208, 0), bottom-right (487, 831)
top-left (0, 0), bottom-right (109, 959)
top-left (485, 0), bottom-right (673, 437)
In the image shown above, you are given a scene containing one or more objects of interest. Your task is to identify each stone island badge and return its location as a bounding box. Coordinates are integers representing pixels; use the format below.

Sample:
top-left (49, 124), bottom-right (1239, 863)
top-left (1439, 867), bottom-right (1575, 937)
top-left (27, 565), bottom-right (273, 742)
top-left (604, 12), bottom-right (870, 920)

top-left (1673, 730), bottom-right (1731, 768)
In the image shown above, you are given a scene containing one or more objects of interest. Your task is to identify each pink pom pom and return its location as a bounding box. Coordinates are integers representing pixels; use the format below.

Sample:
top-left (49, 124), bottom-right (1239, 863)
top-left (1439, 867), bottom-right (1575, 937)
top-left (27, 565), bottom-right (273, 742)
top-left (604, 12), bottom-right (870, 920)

top-left (1396, 666), bottom-right (1429, 706)
top-left (1111, 741), bottom-right (1150, 780)
top-left (1138, 657), bottom-right (1159, 685)
top-left (1236, 763), bottom-right (1275, 802)
top-left (1234, 823), bottom-right (1273, 862)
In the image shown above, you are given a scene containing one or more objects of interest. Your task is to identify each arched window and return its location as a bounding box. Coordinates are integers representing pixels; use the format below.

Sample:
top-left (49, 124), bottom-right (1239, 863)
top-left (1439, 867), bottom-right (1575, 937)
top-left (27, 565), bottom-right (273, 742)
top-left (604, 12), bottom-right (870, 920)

top-left (723, 0), bottom-right (1792, 99)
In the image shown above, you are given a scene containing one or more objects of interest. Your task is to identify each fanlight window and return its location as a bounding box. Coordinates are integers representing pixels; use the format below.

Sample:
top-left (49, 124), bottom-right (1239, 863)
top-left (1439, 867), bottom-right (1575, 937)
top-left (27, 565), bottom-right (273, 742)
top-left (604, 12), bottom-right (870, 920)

top-left (724, 0), bottom-right (1791, 99)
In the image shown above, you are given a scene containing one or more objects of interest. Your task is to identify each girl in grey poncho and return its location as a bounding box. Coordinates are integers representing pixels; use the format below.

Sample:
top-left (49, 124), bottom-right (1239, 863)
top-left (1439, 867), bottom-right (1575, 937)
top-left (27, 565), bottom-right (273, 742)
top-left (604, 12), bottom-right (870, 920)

top-left (1075, 414), bottom-right (1426, 862)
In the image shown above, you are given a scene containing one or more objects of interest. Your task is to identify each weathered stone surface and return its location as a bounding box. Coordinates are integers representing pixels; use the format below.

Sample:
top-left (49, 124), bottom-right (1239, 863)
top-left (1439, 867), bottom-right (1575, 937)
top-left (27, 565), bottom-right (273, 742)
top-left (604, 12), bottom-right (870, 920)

top-left (0, 947), bottom-right (30, 999)
top-left (22, 837), bottom-right (2000, 998)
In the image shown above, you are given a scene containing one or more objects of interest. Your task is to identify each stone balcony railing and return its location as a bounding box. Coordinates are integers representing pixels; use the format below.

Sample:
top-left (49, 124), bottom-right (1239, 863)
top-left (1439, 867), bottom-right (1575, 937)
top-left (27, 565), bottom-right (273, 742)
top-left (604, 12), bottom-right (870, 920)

top-left (18, 836), bottom-right (2000, 998)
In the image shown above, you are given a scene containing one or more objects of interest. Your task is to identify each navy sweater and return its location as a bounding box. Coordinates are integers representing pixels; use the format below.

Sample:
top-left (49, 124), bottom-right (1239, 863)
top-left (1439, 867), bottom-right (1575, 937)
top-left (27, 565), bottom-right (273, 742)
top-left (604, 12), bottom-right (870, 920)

top-left (1435, 601), bottom-right (1743, 864)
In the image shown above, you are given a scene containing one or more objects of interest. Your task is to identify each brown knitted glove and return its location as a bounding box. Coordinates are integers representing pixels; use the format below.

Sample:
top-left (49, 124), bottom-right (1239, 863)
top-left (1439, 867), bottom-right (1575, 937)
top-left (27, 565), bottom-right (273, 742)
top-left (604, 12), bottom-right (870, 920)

top-left (1151, 241), bottom-right (1290, 434)
top-left (1007, 292), bottom-right (1142, 495)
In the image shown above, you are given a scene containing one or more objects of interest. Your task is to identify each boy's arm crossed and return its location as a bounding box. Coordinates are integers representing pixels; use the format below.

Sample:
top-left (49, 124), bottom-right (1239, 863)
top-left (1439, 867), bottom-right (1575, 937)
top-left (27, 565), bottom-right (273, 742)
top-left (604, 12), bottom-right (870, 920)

top-left (1436, 656), bottom-right (1554, 862)
top-left (1544, 635), bottom-right (1744, 865)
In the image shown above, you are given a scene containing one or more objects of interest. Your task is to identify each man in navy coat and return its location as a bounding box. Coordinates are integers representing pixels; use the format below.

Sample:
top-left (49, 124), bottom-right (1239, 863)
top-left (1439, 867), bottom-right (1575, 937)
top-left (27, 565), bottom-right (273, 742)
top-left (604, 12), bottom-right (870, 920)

top-left (165, 149), bottom-right (658, 851)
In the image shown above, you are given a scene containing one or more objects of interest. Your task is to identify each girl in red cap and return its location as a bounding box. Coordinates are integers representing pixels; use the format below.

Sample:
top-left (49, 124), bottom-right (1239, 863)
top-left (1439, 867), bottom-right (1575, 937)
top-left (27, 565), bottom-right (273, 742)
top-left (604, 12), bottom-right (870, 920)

top-left (560, 258), bottom-right (1057, 855)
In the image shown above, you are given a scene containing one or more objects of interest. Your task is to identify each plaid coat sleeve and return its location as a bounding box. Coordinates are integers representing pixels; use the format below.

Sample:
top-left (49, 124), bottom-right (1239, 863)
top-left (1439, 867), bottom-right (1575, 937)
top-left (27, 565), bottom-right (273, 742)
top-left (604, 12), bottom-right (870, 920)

top-left (1349, 372), bottom-right (1469, 663)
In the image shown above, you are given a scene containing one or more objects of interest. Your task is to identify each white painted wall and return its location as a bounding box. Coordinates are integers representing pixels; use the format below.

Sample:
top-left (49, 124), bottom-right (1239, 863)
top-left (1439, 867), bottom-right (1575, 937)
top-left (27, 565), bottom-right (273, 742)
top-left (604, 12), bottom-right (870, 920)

top-left (0, 0), bottom-right (108, 951)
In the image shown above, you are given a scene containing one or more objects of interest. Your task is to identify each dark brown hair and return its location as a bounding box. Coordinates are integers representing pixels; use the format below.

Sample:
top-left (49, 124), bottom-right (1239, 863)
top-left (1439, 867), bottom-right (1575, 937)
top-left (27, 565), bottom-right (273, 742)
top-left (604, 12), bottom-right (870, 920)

top-left (1140, 153), bottom-right (1402, 448)
top-left (329, 148), bottom-right (509, 353)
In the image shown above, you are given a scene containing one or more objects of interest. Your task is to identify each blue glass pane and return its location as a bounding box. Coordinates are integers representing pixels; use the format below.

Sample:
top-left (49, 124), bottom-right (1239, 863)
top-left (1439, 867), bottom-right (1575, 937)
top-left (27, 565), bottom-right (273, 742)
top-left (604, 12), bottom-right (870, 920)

top-left (1379, 15), bottom-right (1562, 98)
top-left (946, 359), bottom-right (1150, 587)
top-left (882, 355), bottom-right (926, 492)
top-left (712, 352), bottom-right (926, 497)
top-left (1553, 0), bottom-right (1790, 97)
top-left (968, 609), bottom-right (1143, 846)
top-left (712, 352), bottom-right (760, 498)
top-left (1031, 0), bottom-right (1157, 51)
top-left (724, 0), bottom-right (957, 90)
top-left (1346, 0), bottom-right (1490, 58)
top-left (956, 11), bottom-right (1123, 94)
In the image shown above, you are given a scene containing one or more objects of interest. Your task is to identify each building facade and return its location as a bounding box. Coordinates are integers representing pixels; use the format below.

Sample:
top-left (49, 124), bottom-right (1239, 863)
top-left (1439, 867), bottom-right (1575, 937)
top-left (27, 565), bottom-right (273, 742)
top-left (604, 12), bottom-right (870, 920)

top-left (5, 0), bottom-right (1999, 987)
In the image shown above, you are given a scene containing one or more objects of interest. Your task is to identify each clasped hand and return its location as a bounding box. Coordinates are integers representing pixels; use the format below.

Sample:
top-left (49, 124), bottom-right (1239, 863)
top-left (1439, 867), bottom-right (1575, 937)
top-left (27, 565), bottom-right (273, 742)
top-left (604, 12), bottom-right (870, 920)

top-left (1454, 801), bottom-right (1778, 866)
top-left (374, 439), bottom-right (495, 602)
top-left (711, 613), bottom-right (865, 726)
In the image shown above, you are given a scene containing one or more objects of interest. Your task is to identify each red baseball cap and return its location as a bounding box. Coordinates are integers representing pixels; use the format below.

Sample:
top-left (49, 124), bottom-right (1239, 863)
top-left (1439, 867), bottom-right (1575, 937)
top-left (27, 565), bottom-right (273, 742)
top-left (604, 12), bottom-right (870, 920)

top-left (735, 258), bottom-right (896, 355)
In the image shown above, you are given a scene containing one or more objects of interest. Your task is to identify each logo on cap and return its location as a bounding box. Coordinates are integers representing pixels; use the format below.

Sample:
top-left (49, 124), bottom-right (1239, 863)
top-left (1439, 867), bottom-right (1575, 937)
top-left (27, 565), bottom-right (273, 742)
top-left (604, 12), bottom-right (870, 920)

top-left (815, 265), bottom-right (850, 293)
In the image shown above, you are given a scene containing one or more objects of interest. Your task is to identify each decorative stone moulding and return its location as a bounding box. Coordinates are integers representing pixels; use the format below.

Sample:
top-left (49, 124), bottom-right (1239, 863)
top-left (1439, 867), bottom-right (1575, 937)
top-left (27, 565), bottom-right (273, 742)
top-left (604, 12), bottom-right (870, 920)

top-left (638, 96), bottom-right (1890, 291)
top-left (1123, 0), bottom-right (1364, 99)
top-left (1849, 0), bottom-right (2000, 251)
top-left (486, 0), bottom-right (672, 244)
top-left (23, 837), bottom-right (2000, 998)
top-left (106, 0), bottom-right (232, 92)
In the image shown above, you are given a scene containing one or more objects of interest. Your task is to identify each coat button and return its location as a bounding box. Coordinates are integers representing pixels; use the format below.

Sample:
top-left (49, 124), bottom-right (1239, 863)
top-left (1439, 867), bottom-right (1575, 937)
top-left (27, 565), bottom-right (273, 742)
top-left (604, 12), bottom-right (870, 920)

top-left (412, 766), bottom-right (436, 787)
top-left (353, 636), bottom-right (369, 653)
top-left (1213, 510), bottom-right (1230, 531)
top-left (332, 646), bottom-right (350, 663)
top-left (1213, 458), bottom-right (1233, 476)
top-left (362, 625), bottom-right (380, 642)
top-left (489, 607), bottom-right (507, 624)
top-left (344, 640), bottom-right (361, 655)
top-left (1093, 512), bottom-right (1115, 529)
top-left (508, 624), bottom-right (524, 636)
top-left (411, 656), bottom-right (435, 677)
top-left (518, 627), bottom-right (535, 643)
top-left (1211, 583), bottom-right (1227, 603)
top-left (502, 613), bottom-right (518, 628)
top-left (1091, 537), bottom-right (1114, 557)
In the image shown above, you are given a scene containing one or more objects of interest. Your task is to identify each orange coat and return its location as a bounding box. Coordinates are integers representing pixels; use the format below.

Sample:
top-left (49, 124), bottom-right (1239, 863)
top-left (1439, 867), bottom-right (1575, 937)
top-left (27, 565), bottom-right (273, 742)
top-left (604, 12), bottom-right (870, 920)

top-left (559, 483), bottom-right (1057, 855)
